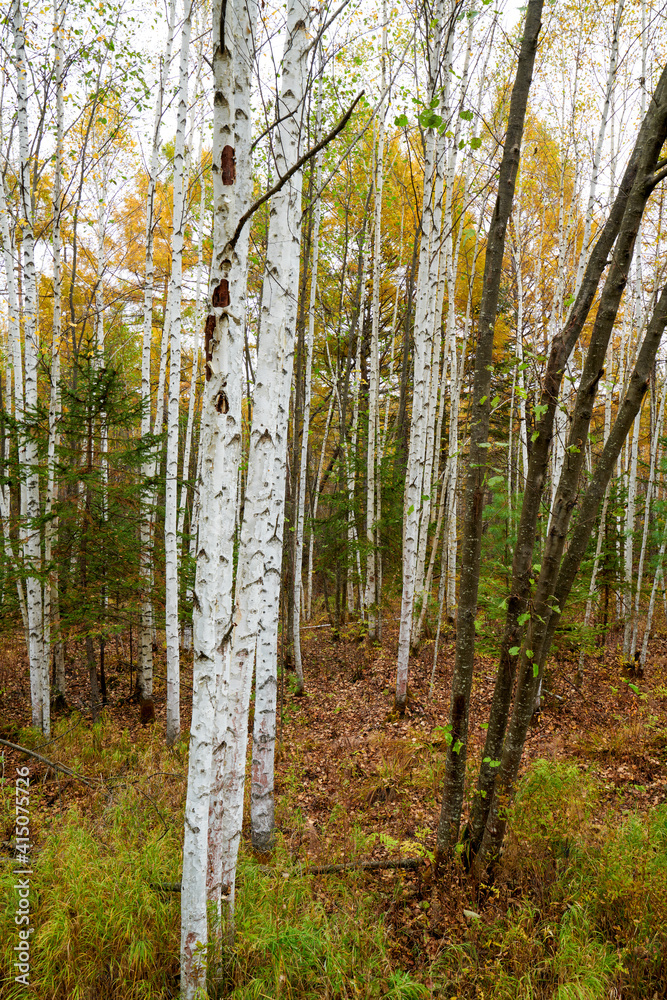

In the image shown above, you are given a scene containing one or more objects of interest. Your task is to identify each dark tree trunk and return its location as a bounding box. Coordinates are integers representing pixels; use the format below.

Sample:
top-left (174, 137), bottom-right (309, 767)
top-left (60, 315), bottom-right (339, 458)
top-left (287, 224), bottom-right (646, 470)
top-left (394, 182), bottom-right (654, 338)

top-left (474, 278), bottom-right (667, 876)
top-left (465, 58), bottom-right (667, 859)
top-left (434, 0), bottom-right (545, 863)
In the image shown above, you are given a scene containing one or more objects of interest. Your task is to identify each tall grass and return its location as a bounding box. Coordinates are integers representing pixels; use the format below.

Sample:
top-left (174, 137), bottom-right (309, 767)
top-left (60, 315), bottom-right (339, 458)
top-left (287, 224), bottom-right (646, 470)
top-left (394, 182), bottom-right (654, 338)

top-left (1, 719), bottom-right (666, 999)
top-left (432, 761), bottom-right (667, 999)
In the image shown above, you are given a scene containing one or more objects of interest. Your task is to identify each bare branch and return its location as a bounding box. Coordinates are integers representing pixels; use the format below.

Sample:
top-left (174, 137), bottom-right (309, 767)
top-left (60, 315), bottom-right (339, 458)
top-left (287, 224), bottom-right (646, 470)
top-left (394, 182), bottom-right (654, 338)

top-left (229, 90), bottom-right (365, 250)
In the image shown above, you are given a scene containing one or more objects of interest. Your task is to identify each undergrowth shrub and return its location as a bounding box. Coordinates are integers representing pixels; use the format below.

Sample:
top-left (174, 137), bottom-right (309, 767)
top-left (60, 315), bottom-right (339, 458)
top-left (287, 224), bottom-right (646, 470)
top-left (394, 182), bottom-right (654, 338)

top-left (2, 743), bottom-right (666, 1000)
top-left (0, 791), bottom-right (182, 1000)
top-left (432, 760), bottom-right (666, 999)
top-left (0, 730), bottom-right (418, 1000)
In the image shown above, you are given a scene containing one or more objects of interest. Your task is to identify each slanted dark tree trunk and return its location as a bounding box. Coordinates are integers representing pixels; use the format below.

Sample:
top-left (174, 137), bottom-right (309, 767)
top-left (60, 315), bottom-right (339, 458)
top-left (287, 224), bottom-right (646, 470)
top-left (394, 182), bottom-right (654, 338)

top-left (474, 278), bottom-right (667, 876)
top-left (434, 0), bottom-right (544, 862)
top-left (537, 282), bottom-right (667, 681)
top-left (465, 59), bottom-right (667, 860)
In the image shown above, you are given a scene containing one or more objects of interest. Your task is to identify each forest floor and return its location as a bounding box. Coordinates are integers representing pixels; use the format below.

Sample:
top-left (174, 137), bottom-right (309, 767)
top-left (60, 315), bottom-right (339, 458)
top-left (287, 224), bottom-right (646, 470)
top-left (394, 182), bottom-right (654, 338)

top-left (1, 611), bottom-right (667, 998)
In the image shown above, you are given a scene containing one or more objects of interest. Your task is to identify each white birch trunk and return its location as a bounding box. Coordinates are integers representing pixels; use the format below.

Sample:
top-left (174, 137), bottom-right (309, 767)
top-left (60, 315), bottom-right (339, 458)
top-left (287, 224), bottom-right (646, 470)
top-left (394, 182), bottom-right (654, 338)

top-left (139, 0), bottom-right (177, 702)
top-left (202, 0), bottom-right (261, 936)
top-left (12, 0), bottom-right (46, 733)
top-left (347, 238), bottom-right (369, 616)
top-left (177, 59), bottom-right (205, 564)
top-left (396, 0), bottom-right (450, 708)
top-left (307, 392), bottom-right (334, 620)
top-left (45, 0), bottom-right (64, 699)
top-left (165, 0), bottom-right (191, 746)
top-left (0, 157), bottom-right (27, 640)
top-left (573, 0), bottom-right (624, 293)
top-left (365, 11), bottom-right (387, 638)
top-left (293, 59), bottom-right (323, 686)
top-left (180, 0), bottom-right (252, 987)
top-left (244, 0), bottom-right (309, 861)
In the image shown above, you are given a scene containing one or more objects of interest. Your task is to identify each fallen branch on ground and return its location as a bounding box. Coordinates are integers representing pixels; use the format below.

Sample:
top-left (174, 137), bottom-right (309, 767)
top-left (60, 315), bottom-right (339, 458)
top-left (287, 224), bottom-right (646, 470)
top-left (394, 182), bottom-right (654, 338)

top-left (0, 738), bottom-right (98, 787)
top-left (150, 857), bottom-right (427, 893)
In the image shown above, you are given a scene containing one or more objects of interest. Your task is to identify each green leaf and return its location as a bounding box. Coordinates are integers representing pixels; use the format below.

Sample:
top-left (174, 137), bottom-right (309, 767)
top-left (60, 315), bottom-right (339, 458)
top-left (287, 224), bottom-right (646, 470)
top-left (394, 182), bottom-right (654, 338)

top-left (518, 613), bottom-right (530, 626)
top-left (459, 109), bottom-right (473, 121)
top-left (453, 739), bottom-right (463, 754)
top-left (509, 646), bottom-right (520, 656)
top-left (479, 395), bottom-right (487, 404)
top-left (533, 663), bottom-right (539, 677)
top-left (470, 136), bottom-right (482, 149)
top-left (526, 649), bottom-right (534, 658)
top-left (394, 113), bottom-right (408, 127)
top-left (491, 395), bottom-right (500, 407)
top-left (531, 431), bottom-right (539, 443)
top-left (419, 110), bottom-right (442, 129)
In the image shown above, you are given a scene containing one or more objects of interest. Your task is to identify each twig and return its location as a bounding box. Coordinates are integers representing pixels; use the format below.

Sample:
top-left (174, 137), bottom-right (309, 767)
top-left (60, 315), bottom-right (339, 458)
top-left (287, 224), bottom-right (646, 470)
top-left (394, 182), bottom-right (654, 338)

top-left (229, 91), bottom-right (365, 250)
top-left (0, 738), bottom-right (98, 787)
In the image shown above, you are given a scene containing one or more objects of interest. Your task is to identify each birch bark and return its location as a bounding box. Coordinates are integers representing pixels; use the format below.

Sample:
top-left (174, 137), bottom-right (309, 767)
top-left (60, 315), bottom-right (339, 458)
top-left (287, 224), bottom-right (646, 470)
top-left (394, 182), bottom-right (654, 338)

top-left (0, 158), bottom-right (27, 642)
top-left (204, 0), bottom-right (263, 930)
top-left (165, 0), bottom-right (192, 746)
top-left (138, 0), bottom-right (177, 704)
top-left (365, 10), bottom-right (387, 638)
top-left (395, 0), bottom-right (447, 710)
top-left (180, 0), bottom-right (252, 987)
top-left (43, 0), bottom-right (65, 702)
top-left (213, 0), bottom-right (308, 878)
top-left (12, 0), bottom-right (47, 733)
top-left (293, 59), bottom-right (323, 685)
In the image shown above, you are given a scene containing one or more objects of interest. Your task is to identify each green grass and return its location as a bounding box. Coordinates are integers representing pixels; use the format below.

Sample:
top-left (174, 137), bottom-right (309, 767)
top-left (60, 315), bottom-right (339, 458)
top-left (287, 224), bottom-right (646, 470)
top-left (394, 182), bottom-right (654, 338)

top-left (431, 761), bottom-right (667, 999)
top-left (1, 721), bottom-right (666, 999)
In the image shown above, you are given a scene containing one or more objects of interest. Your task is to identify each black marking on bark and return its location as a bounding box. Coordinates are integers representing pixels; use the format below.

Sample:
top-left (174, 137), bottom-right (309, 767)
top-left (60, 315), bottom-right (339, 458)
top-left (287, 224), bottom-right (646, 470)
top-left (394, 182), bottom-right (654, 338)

top-left (221, 145), bottom-right (236, 185)
top-left (220, 0), bottom-right (227, 52)
top-left (212, 279), bottom-right (230, 308)
top-left (215, 382), bottom-right (229, 414)
top-left (204, 314), bottom-right (216, 382)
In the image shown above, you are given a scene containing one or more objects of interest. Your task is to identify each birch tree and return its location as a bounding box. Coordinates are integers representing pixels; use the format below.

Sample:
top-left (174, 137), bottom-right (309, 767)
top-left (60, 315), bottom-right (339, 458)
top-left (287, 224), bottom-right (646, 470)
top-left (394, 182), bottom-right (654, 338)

top-left (293, 56), bottom-right (323, 684)
top-left (180, 0), bottom-right (252, 987)
top-left (395, 0), bottom-right (451, 711)
top-left (138, 0), bottom-right (177, 707)
top-left (208, 0), bottom-right (310, 898)
top-left (12, 0), bottom-right (47, 734)
top-left (165, 0), bottom-right (192, 746)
